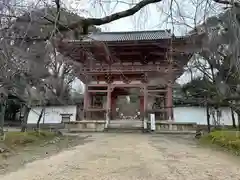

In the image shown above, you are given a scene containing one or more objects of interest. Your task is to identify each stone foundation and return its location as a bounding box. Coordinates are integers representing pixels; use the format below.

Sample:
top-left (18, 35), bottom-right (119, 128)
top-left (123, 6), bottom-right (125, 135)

top-left (64, 120), bottom-right (197, 133)
top-left (148, 121), bottom-right (197, 133)
top-left (65, 121), bottom-right (105, 132)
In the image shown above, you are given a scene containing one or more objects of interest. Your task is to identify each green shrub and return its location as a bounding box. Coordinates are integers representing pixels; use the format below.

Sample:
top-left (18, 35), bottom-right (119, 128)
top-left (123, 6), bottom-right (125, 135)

top-left (200, 130), bottom-right (240, 155)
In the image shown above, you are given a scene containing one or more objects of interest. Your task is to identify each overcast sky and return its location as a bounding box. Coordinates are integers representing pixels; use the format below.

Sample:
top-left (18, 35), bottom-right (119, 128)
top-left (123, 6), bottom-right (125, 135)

top-left (66, 0), bottom-right (220, 33)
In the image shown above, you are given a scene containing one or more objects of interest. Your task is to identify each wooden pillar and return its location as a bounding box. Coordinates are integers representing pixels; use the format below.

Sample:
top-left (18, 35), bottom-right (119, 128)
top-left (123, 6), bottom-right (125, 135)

top-left (166, 55), bottom-right (174, 120)
top-left (140, 96), bottom-right (144, 114)
top-left (166, 82), bottom-right (173, 120)
top-left (111, 94), bottom-right (117, 120)
top-left (143, 85), bottom-right (148, 129)
top-left (83, 84), bottom-right (89, 119)
top-left (106, 85), bottom-right (112, 120)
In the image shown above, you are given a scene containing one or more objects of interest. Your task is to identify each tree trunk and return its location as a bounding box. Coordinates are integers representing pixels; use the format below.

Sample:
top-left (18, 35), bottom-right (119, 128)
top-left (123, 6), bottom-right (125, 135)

top-left (206, 102), bottom-right (211, 133)
top-left (231, 107), bottom-right (236, 128)
top-left (0, 103), bottom-right (6, 136)
top-left (237, 111), bottom-right (240, 131)
top-left (21, 105), bottom-right (30, 132)
top-left (36, 108), bottom-right (45, 131)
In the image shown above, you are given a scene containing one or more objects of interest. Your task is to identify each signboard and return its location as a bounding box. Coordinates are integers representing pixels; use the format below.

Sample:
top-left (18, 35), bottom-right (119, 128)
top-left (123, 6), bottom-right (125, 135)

top-left (144, 117), bottom-right (147, 129)
top-left (150, 113), bottom-right (156, 131)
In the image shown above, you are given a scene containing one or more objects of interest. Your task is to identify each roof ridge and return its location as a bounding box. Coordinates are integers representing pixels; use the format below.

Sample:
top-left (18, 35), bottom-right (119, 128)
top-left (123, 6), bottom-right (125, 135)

top-left (91, 29), bottom-right (171, 35)
top-left (83, 29), bottom-right (173, 42)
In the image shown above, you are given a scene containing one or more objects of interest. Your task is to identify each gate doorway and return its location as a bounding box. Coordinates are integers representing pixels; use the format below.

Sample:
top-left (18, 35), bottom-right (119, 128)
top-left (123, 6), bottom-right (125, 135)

top-left (111, 87), bottom-right (142, 120)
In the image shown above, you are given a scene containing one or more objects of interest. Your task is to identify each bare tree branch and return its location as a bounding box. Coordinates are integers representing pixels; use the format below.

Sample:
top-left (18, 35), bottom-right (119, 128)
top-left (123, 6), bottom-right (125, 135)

top-left (213, 0), bottom-right (240, 7)
top-left (46, 0), bottom-right (164, 33)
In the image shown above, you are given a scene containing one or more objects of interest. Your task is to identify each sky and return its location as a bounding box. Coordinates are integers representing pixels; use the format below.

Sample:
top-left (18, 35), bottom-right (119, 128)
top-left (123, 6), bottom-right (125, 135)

top-left (65, 0), bottom-right (221, 33)
top-left (19, 0), bottom-right (221, 39)
top-left (65, 0), bottom-right (194, 34)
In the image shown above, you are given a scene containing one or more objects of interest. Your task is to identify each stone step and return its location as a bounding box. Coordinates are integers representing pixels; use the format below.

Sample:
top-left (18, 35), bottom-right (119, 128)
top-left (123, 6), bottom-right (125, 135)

top-left (111, 119), bottom-right (142, 122)
top-left (108, 123), bottom-right (143, 128)
top-left (104, 127), bottom-right (143, 133)
top-left (107, 120), bottom-right (143, 131)
top-left (109, 120), bottom-right (142, 124)
top-left (109, 121), bottom-right (143, 128)
top-left (108, 126), bottom-right (143, 129)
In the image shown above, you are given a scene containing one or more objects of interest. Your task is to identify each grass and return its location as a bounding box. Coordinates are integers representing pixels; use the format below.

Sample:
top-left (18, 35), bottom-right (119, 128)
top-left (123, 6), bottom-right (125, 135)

top-left (1, 131), bottom-right (56, 149)
top-left (200, 130), bottom-right (240, 155)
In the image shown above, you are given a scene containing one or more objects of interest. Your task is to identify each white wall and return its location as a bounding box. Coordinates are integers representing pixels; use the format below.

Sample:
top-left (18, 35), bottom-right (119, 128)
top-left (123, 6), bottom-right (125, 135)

top-left (27, 105), bottom-right (77, 124)
top-left (174, 106), bottom-right (238, 125)
top-left (26, 105), bottom-right (237, 125)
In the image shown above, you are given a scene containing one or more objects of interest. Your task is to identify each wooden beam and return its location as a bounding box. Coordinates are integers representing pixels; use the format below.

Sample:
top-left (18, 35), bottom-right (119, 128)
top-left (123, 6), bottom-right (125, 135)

top-left (58, 39), bottom-right (193, 62)
top-left (148, 89), bottom-right (167, 92)
top-left (149, 52), bottom-right (166, 56)
top-left (88, 84), bottom-right (108, 87)
top-left (88, 90), bottom-right (108, 93)
top-left (112, 84), bottom-right (143, 88)
top-left (81, 65), bottom-right (180, 74)
top-left (97, 52), bottom-right (141, 56)
top-left (86, 108), bottom-right (106, 111)
top-left (149, 109), bottom-right (168, 112)
top-left (61, 38), bottom-right (187, 48)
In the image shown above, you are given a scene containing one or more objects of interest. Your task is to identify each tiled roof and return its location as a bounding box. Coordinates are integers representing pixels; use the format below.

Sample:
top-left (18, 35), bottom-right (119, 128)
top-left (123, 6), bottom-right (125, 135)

top-left (82, 30), bottom-right (172, 42)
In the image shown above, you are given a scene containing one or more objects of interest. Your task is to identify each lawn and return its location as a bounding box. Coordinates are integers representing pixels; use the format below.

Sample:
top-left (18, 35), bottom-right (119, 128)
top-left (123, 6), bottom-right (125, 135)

top-left (200, 130), bottom-right (240, 155)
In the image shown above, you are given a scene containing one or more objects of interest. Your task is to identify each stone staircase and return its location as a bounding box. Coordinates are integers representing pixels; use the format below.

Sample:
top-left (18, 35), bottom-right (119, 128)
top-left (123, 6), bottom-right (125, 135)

top-left (105, 119), bottom-right (143, 133)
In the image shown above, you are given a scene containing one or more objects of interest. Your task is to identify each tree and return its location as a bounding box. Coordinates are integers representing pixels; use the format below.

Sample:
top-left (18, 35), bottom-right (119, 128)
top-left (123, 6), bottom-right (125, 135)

top-left (192, 8), bottom-right (240, 128)
top-left (0, 6), bottom-right (92, 131)
top-left (182, 77), bottom-right (214, 98)
top-left (0, 92), bottom-right (7, 135)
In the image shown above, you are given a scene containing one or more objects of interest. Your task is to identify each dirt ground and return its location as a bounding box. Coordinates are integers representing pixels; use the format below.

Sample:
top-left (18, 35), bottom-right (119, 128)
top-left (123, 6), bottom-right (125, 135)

top-left (0, 134), bottom-right (91, 175)
top-left (1, 133), bottom-right (240, 180)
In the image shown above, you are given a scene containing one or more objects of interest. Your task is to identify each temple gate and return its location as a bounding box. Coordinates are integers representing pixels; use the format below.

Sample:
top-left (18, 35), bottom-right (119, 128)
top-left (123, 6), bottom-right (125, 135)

top-left (57, 30), bottom-right (193, 129)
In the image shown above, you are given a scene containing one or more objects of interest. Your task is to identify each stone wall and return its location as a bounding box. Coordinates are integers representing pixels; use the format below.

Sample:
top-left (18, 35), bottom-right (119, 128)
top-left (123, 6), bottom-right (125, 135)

top-left (65, 121), bottom-right (105, 132)
top-left (148, 121), bottom-right (197, 132)
top-left (64, 120), bottom-right (197, 133)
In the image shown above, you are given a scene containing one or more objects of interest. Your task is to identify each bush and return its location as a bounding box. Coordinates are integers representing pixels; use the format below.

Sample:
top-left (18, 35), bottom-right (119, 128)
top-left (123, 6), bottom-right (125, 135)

top-left (3, 131), bottom-right (56, 147)
top-left (200, 130), bottom-right (240, 155)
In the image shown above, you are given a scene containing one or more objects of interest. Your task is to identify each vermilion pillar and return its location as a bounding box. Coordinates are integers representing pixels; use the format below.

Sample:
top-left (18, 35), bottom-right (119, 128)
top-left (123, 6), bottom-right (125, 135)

top-left (166, 83), bottom-right (173, 120)
top-left (106, 85), bottom-right (112, 120)
top-left (83, 85), bottom-right (89, 119)
top-left (111, 94), bottom-right (117, 119)
top-left (143, 85), bottom-right (148, 129)
top-left (140, 96), bottom-right (144, 115)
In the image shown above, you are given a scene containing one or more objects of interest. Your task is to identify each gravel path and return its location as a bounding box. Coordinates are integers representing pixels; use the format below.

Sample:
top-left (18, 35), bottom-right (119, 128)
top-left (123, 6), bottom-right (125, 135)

top-left (1, 133), bottom-right (240, 180)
